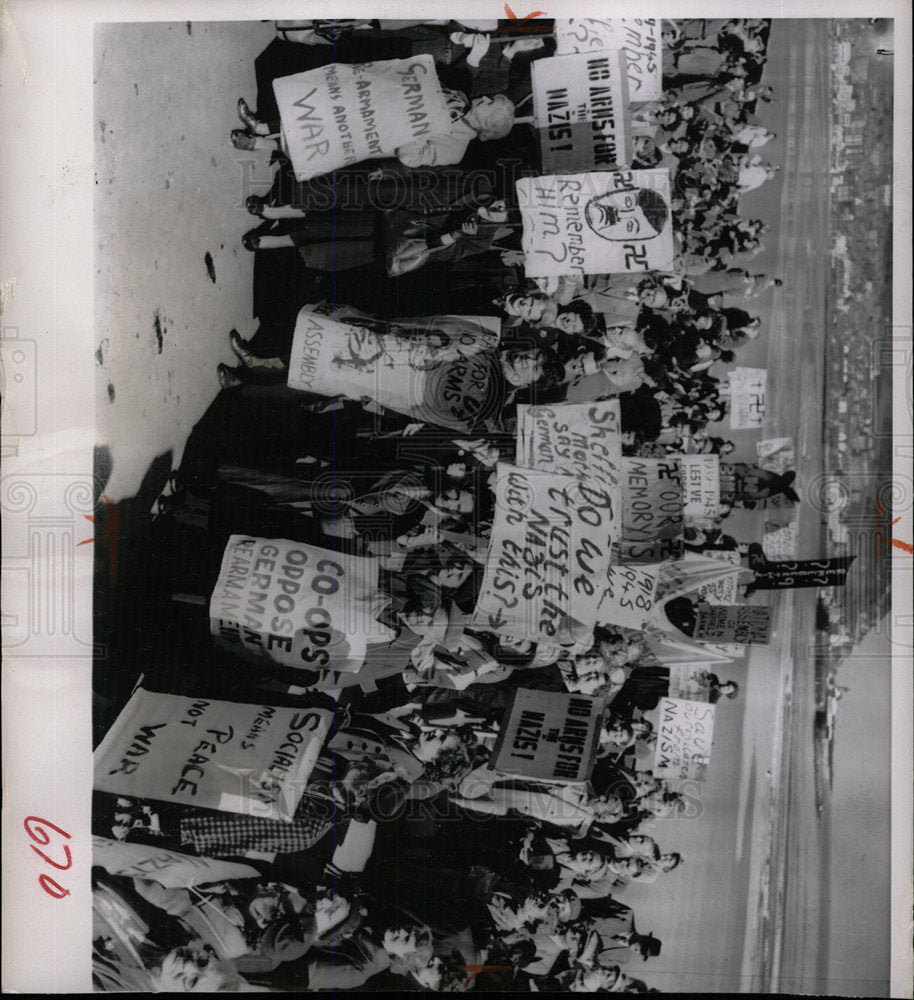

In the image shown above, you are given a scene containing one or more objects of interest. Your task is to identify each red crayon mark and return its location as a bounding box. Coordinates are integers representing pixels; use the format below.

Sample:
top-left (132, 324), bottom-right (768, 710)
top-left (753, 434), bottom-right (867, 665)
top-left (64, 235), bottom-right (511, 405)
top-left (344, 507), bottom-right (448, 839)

top-left (78, 494), bottom-right (119, 583)
top-left (462, 964), bottom-right (513, 986)
top-left (24, 816), bottom-right (72, 899)
top-left (504, 4), bottom-right (548, 22)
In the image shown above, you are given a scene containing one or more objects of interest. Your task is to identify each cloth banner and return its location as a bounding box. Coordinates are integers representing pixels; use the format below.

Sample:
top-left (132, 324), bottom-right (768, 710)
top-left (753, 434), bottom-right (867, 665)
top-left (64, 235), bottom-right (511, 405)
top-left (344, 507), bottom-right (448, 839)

top-left (554, 19), bottom-right (663, 101)
top-left (749, 554), bottom-right (857, 590)
top-left (210, 535), bottom-right (380, 674)
top-left (94, 689), bottom-right (332, 821)
top-left (472, 464), bottom-right (620, 646)
top-left (679, 454), bottom-right (720, 520)
top-left (693, 605), bottom-right (772, 645)
top-left (273, 55), bottom-right (453, 181)
top-left (728, 367), bottom-right (767, 429)
top-left (287, 308), bottom-right (502, 432)
top-left (516, 399), bottom-right (623, 487)
top-left (491, 688), bottom-right (602, 782)
top-left (516, 169), bottom-right (675, 277)
top-left (652, 697), bottom-right (716, 781)
top-left (597, 563), bottom-right (660, 630)
top-left (532, 50), bottom-right (633, 173)
top-left (92, 837), bottom-right (261, 888)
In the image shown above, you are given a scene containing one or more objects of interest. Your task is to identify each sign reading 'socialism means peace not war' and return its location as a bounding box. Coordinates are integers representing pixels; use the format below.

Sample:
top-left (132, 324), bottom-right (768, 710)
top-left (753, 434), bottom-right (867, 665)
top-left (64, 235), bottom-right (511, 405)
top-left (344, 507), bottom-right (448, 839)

top-left (517, 169), bottom-right (675, 277)
top-left (533, 50), bottom-right (633, 173)
top-left (472, 464), bottom-right (620, 648)
top-left (554, 19), bottom-right (663, 102)
top-left (94, 689), bottom-right (332, 821)
top-left (210, 535), bottom-right (380, 674)
top-left (273, 55), bottom-right (453, 181)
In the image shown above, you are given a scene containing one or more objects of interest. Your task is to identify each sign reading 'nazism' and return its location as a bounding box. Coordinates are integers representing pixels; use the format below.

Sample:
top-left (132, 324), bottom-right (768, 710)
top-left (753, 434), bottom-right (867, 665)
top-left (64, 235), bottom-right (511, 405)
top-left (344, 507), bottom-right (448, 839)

top-left (517, 169), bottom-right (675, 277)
top-left (533, 50), bottom-right (633, 173)
top-left (274, 55), bottom-right (453, 181)
top-left (653, 697), bottom-right (716, 781)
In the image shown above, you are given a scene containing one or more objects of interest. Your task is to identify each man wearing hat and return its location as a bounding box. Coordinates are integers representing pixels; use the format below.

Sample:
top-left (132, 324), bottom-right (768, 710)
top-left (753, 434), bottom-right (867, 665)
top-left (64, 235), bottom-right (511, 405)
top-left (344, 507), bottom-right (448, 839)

top-left (599, 927), bottom-right (663, 965)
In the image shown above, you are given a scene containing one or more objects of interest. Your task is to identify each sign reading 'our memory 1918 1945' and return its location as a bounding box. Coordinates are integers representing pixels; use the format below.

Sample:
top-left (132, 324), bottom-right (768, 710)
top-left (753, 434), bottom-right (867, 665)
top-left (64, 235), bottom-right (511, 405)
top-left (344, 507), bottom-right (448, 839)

top-left (516, 170), bottom-right (674, 277)
top-left (554, 19), bottom-right (663, 101)
top-left (533, 50), bottom-right (633, 173)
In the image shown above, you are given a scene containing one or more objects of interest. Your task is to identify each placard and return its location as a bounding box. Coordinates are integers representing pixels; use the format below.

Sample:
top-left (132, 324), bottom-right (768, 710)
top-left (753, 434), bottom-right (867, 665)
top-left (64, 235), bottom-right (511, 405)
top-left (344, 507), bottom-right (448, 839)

top-left (653, 697), bottom-right (716, 781)
top-left (287, 308), bottom-right (502, 431)
top-left (94, 689), bottom-right (333, 821)
top-left (533, 50), bottom-right (632, 172)
top-left (210, 535), bottom-right (380, 674)
top-left (597, 563), bottom-right (660, 630)
top-left (491, 688), bottom-right (602, 782)
top-left (620, 456), bottom-right (684, 543)
top-left (472, 464), bottom-right (620, 645)
top-left (667, 664), bottom-right (722, 702)
top-left (273, 55), bottom-right (452, 181)
top-left (92, 837), bottom-right (261, 888)
top-left (693, 605), bottom-right (772, 645)
top-left (516, 399), bottom-right (623, 487)
top-left (728, 367), bottom-right (768, 429)
top-left (762, 519), bottom-right (800, 560)
top-left (554, 19), bottom-right (663, 101)
top-left (516, 169), bottom-right (675, 277)
top-left (684, 548), bottom-right (742, 605)
top-left (680, 454), bottom-right (721, 519)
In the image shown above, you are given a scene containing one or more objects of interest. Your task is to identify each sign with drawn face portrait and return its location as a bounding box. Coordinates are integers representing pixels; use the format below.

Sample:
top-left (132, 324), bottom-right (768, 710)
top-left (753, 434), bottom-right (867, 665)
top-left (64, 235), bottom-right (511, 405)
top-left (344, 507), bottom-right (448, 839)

top-left (517, 169), bottom-right (675, 277)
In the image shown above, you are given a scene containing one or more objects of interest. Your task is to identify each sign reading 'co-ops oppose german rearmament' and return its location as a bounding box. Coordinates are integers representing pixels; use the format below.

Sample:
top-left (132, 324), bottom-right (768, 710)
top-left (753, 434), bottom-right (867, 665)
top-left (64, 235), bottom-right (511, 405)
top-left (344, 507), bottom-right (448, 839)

top-left (492, 688), bottom-right (602, 782)
top-left (554, 19), bottom-right (663, 102)
top-left (533, 50), bottom-right (632, 173)
top-left (516, 170), bottom-right (674, 277)
top-left (210, 535), bottom-right (380, 674)
top-left (94, 688), bottom-right (332, 821)
top-left (472, 464), bottom-right (620, 647)
top-left (693, 604), bottom-right (772, 645)
top-left (653, 697), bottom-right (716, 781)
top-left (273, 55), bottom-right (453, 181)
top-left (516, 399), bottom-right (623, 487)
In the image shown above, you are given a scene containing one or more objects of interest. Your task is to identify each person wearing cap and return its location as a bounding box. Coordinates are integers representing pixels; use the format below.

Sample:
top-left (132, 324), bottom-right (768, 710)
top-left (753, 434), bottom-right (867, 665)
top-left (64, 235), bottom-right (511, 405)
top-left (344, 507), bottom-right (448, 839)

top-left (598, 928), bottom-right (662, 965)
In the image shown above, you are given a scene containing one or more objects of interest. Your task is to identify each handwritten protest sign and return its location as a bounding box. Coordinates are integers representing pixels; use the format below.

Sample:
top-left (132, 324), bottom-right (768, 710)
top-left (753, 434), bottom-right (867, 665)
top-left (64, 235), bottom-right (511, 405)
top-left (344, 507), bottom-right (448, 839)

top-left (210, 535), bottom-right (380, 674)
top-left (619, 457), bottom-right (683, 554)
top-left (762, 519), bottom-right (799, 560)
top-left (287, 309), bottom-right (502, 431)
top-left (679, 454), bottom-right (720, 520)
top-left (92, 837), bottom-right (261, 888)
top-left (472, 464), bottom-right (620, 646)
top-left (516, 169), bottom-right (674, 277)
top-left (516, 399), bottom-right (623, 487)
top-left (693, 605), bottom-right (772, 645)
top-left (94, 689), bottom-right (332, 821)
top-left (273, 55), bottom-right (452, 181)
top-left (554, 19), bottom-right (663, 101)
top-left (653, 697), bottom-right (716, 781)
top-left (597, 563), bottom-right (660, 630)
top-left (667, 664), bottom-right (721, 702)
top-left (492, 688), bottom-right (602, 782)
top-left (728, 367), bottom-right (768, 429)
top-left (533, 51), bottom-right (632, 173)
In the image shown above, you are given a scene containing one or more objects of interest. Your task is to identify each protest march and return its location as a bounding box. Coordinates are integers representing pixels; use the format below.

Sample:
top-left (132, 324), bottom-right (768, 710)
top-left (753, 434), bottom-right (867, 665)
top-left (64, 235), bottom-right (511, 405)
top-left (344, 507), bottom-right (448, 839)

top-left (85, 17), bottom-right (884, 995)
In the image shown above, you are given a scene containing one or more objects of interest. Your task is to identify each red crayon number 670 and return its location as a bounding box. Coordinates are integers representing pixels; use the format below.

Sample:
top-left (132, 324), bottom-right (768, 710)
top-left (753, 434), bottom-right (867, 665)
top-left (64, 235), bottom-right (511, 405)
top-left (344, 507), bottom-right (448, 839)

top-left (24, 816), bottom-right (72, 899)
